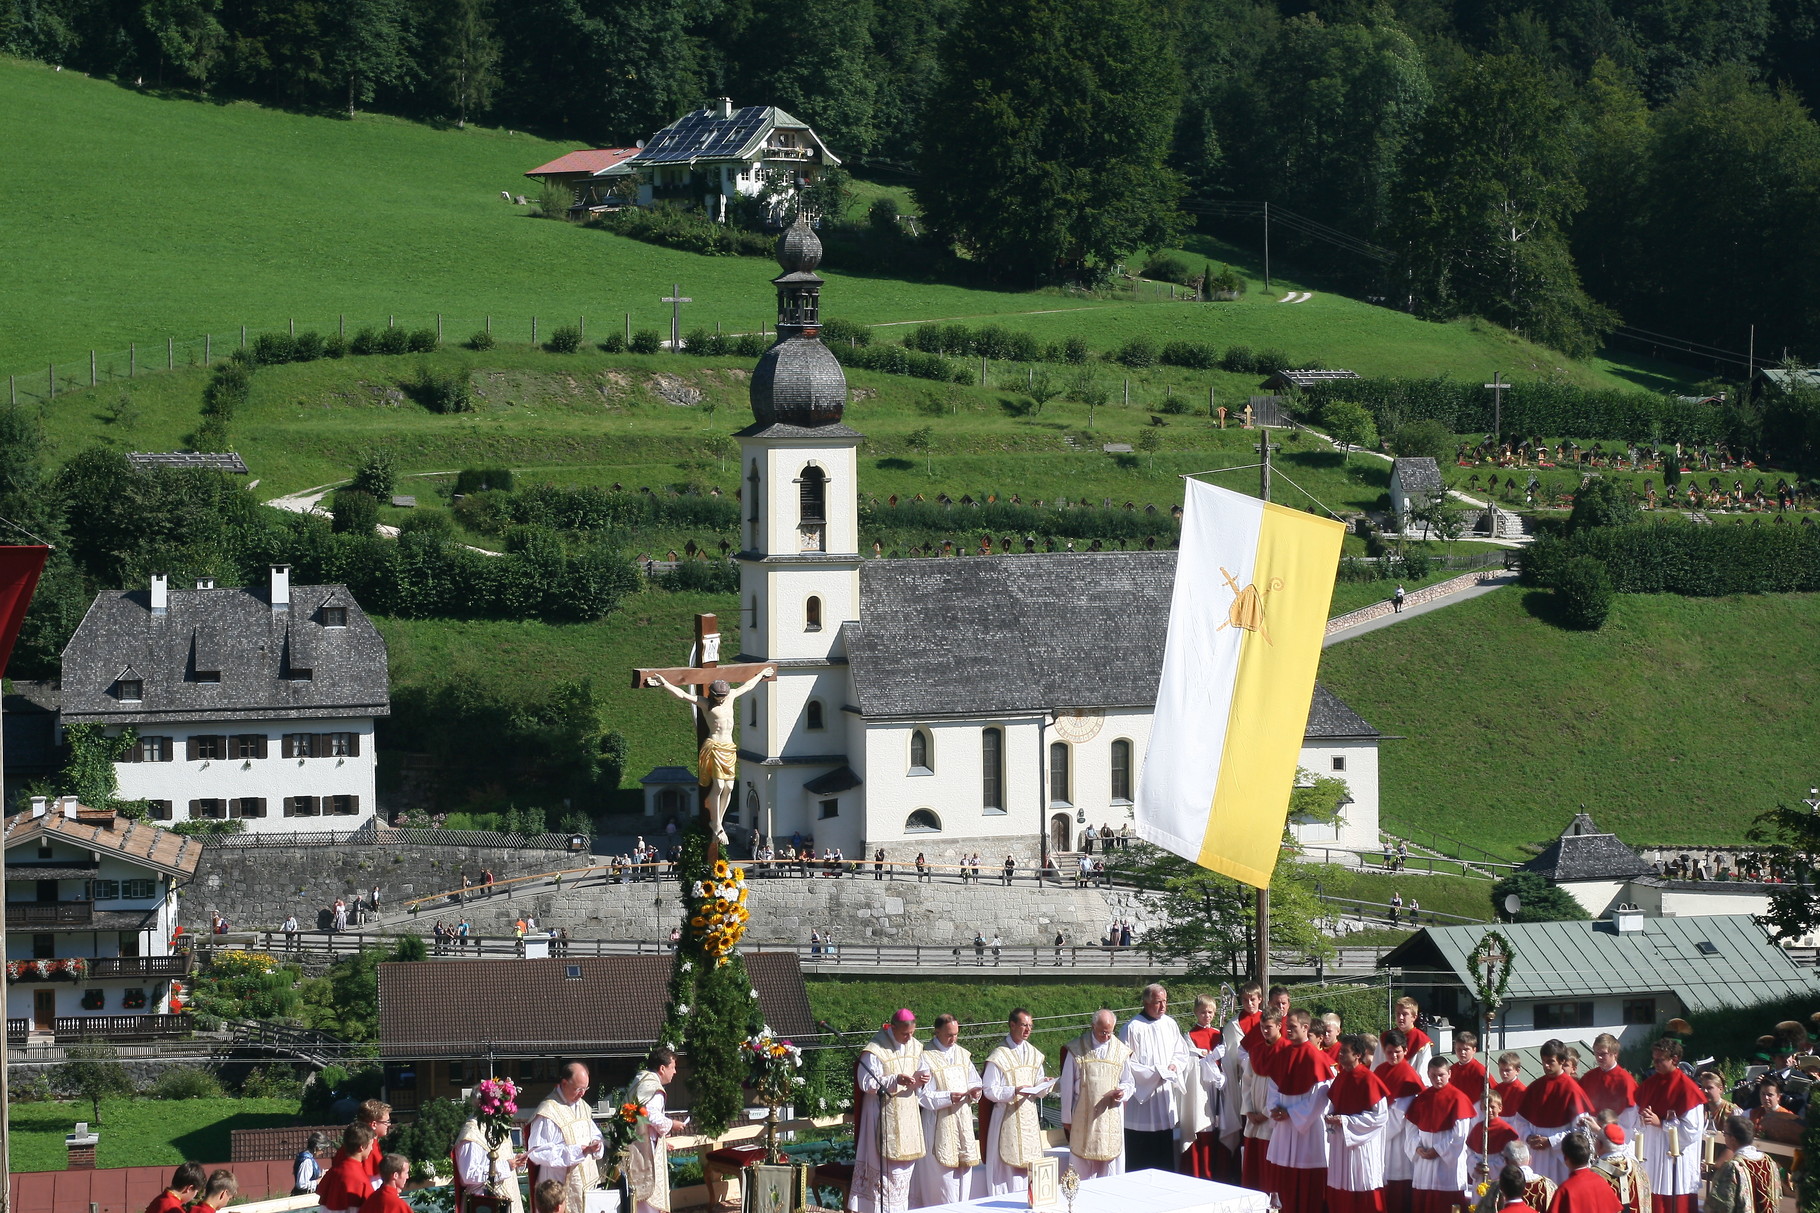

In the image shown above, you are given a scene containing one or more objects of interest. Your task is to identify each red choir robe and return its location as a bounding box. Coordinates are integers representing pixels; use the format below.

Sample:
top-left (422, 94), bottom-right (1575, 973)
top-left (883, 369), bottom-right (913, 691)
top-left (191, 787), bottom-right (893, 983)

top-left (1242, 1032), bottom-right (1286, 1192)
top-left (1267, 1040), bottom-right (1336, 1213)
top-left (360, 1186), bottom-right (413, 1213)
top-left (1187, 1024), bottom-right (1229, 1180)
top-left (318, 1151), bottom-right (375, 1213)
top-left (1494, 1079), bottom-right (1529, 1119)
top-left (1580, 1066), bottom-right (1639, 1124)
top-left (145, 1193), bottom-right (187, 1213)
top-left (1405, 1027), bottom-right (1435, 1065)
top-left (1451, 1058), bottom-right (1490, 1105)
top-left (1326, 1065), bottom-right (1393, 1213)
top-left (1376, 1061), bottom-right (1428, 1213)
top-left (1635, 1067), bottom-right (1705, 1213)
top-left (1468, 1116), bottom-right (1520, 1179)
top-left (1406, 1081), bottom-right (1476, 1213)
top-left (1324, 1040), bottom-right (1344, 1064)
top-left (1500, 1201), bottom-right (1543, 1213)
top-left (1547, 1167), bottom-right (1623, 1213)
top-left (1520, 1074), bottom-right (1595, 1184)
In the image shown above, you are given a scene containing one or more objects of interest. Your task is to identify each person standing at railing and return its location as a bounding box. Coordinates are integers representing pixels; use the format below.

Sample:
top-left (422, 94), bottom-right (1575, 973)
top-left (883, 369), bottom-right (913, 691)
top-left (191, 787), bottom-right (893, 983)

top-left (282, 914), bottom-right (299, 952)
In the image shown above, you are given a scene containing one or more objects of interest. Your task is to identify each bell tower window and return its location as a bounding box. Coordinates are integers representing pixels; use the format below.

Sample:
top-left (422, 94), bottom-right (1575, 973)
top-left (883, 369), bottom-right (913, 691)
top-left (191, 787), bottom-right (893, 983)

top-left (797, 465), bottom-right (826, 552)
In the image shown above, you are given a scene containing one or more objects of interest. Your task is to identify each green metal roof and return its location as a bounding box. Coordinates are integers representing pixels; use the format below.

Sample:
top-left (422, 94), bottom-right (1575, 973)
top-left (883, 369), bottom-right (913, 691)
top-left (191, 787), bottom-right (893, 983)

top-left (1380, 915), bottom-right (1820, 1014)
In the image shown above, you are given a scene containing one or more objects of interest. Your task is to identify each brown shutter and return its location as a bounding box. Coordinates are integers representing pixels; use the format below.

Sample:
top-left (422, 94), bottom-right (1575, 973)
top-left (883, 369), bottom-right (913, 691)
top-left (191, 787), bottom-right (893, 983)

top-left (281, 735), bottom-right (294, 759)
top-left (348, 795), bottom-right (359, 814)
top-left (186, 736), bottom-right (200, 761)
top-left (253, 735), bottom-right (268, 760)
top-left (306, 796), bottom-right (320, 816)
top-left (316, 734), bottom-right (333, 758)
top-left (347, 733), bottom-right (361, 758)
top-left (188, 799), bottom-right (203, 818)
top-left (156, 737), bottom-right (173, 762)
top-left (245, 798), bottom-right (265, 818)
top-left (121, 738), bottom-right (138, 763)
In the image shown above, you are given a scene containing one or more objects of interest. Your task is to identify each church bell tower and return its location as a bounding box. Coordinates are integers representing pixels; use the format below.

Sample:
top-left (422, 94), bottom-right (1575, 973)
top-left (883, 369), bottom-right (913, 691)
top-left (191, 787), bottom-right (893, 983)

top-left (734, 214), bottom-right (862, 845)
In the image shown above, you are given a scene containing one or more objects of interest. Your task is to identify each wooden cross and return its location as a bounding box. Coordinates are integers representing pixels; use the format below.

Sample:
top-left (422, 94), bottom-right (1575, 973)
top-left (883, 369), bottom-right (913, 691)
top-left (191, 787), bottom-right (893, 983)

top-left (631, 613), bottom-right (775, 858)
top-left (1483, 372), bottom-right (1508, 440)
top-left (661, 283), bottom-right (693, 351)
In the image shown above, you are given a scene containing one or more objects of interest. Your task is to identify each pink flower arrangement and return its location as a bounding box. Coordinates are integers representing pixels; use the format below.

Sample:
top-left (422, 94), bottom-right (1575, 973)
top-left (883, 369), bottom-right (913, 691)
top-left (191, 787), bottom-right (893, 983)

top-left (474, 1077), bottom-right (520, 1147)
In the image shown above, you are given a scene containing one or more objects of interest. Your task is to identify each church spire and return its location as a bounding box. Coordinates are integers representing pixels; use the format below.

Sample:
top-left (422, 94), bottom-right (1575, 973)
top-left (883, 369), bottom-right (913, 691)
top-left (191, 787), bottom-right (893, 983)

top-left (749, 213), bottom-right (846, 428)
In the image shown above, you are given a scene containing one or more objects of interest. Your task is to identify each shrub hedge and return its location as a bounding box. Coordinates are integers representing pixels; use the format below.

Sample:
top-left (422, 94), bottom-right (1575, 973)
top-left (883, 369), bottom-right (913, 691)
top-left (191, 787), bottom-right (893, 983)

top-left (828, 341), bottom-right (970, 384)
top-left (1296, 376), bottom-right (1736, 445)
top-left (455, 484), bottom-right (740, 536)
top-left (1522, 520), bottom-right (1820, 595)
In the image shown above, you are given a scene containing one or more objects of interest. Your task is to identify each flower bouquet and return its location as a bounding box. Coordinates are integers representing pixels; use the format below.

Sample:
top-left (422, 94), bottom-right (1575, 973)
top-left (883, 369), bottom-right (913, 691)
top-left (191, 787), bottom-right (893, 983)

top-left (474, 1077), bottom-right (520, 1150)
top-left (743, 1030), bottom-right (803, 1160)
top-left (687, 860), bottom-right (751, 967)
top-left (601, 1095), bottom-right (649, 1184)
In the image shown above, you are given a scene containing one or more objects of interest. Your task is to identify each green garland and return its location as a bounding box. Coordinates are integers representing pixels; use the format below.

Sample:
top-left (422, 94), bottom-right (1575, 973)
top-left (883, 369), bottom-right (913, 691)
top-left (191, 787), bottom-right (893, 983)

top-left (656, 825), bottom-right (765, 1137)
top-left (1466, 930), bottom-right (1515, 1009)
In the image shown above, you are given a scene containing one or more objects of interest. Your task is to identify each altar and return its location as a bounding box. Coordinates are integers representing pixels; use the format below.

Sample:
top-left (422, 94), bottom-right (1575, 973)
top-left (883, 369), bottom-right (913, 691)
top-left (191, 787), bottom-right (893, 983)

top-left (917, 1169), bottom-right (1268, 1213)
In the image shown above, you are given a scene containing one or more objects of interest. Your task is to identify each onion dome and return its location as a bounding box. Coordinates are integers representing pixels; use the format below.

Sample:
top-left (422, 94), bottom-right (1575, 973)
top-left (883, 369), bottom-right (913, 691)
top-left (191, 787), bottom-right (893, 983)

top-left (749, 213), bottom-right (846, 427)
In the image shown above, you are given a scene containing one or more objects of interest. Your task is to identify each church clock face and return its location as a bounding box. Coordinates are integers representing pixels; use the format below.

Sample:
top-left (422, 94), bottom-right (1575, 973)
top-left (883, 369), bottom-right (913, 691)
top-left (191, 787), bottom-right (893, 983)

top-left (1052, 708), bottom-right (1104, 743)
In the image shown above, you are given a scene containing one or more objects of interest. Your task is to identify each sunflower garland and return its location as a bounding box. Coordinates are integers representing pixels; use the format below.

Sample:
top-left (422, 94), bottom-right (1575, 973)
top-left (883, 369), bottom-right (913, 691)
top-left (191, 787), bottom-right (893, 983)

top-left (688, 859), bottom-right (751, 966)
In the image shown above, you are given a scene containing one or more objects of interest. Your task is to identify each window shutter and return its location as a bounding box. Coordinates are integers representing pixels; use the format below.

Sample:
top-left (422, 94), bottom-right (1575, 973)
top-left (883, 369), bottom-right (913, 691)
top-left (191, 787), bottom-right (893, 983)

top-left (347, 733), bottom-right (361, 758)
top-left (121, 740), bottom-right (138, 763)
top-left (316, 734), bottom-right (333, 758)
top-left (155, 737), bottom-right (172, 762)
top-left (245, 798), bottom-right (265, 818)
top-left (282, 735), bottom-right (294, 759)
top-left (188, 799), bottom-right (203, 818)
top-left (186, 736), bottom-right (199, 761)
top-left (253, 735), bottom-right (268, 760)
top-left (306, 796), bottom-right (321, 816)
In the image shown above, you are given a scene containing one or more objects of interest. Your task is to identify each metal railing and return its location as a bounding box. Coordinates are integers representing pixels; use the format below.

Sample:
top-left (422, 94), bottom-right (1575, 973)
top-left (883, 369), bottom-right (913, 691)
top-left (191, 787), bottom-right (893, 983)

top-left (1379, 817), bottom-right (1520, 869)
top-left (1315, 893), bottom-right (1489, 927)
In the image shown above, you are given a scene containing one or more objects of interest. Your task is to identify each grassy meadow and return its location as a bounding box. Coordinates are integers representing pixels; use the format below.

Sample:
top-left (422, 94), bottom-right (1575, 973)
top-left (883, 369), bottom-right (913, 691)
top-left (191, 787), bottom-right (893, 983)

top-left (7, 1096), bottom-right (299, 1172)
top-left (1317, 588), bottom-right (1820, 856)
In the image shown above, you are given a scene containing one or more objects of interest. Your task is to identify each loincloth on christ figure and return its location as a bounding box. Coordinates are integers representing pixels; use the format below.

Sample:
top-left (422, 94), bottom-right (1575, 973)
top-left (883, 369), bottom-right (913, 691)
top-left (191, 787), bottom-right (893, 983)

top-left (698, 739), bottom-right (738, 784)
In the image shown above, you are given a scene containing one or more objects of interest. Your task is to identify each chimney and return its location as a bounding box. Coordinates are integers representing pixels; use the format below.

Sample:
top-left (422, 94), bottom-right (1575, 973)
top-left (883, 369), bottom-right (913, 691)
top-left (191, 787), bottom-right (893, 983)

top-left (30, 796), bottom-right (47, 818)
top-left (60, 795), bottom-right (79, 819)
top-left (271, 564), bottom-right (291, 613)
top-left (150, 573), bottom-right (168, 615)
top-left (715, 96), bottom-right (734, 118)
top-left (65, 1123), bottom-right (98, 1170)
top-left (1612, 903), bottom-right (1645, 934)
top-left (196, 576), bottom-right (215, 591)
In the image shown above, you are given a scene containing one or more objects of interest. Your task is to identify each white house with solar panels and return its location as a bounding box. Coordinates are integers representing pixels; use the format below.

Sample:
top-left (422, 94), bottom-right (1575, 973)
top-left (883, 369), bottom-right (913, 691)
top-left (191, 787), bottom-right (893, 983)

top-left (726, 218), bottom-right (1385, 871)
top-left (563, 98), bottom-right (841, 223)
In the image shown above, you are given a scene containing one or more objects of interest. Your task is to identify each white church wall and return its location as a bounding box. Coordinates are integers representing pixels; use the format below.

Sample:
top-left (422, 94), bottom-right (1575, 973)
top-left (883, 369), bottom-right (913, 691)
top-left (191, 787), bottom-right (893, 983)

top-left (1288, 739), bottom-right (1380, 854)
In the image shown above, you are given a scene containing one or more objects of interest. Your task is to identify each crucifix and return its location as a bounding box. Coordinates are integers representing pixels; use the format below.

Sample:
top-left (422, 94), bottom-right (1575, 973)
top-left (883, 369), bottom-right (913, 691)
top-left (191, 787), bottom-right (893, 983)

top-left (631, 613), bottom-right (774, 853)
top-left (1483, 372), bottom-right (1508, 441)
top-left (662, 283), bottom-right (693, 351)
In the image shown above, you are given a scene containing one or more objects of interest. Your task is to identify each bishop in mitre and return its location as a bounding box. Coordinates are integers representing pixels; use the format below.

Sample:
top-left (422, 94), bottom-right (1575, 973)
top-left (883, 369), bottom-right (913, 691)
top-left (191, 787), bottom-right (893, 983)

top-left (852, 1010), bottom-right (928, 1213)
top-left (915, 1013), bottom-right (984, 1207)
top-left (983, 1008), bottom-right (1056, 1196)
top-left (1061, 1009), bottom-right (1137, 1179)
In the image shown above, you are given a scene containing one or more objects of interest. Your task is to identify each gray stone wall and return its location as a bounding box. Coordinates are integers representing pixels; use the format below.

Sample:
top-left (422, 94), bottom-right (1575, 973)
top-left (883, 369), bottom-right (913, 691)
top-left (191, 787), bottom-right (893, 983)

top-left (188, 842), bottom-right (1160, 950)
top-left (182, 841), bottom-right (580, 932)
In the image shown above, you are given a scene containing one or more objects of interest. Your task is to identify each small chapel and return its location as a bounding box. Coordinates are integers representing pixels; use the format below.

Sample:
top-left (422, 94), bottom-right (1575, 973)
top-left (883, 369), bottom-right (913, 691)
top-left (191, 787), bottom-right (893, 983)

top-left (729, 219), bottom-right (1383, 868)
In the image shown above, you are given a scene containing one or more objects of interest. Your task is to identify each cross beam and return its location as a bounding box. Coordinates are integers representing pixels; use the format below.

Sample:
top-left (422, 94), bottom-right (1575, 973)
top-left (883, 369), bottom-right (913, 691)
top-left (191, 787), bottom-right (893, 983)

top-left (629, 663), bottom-right (776, 689)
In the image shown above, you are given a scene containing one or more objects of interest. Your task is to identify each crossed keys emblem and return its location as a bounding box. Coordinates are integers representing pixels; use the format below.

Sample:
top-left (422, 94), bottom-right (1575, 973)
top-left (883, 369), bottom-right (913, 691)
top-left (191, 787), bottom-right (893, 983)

top-left (1216, 567), bottom-right (1284, 645)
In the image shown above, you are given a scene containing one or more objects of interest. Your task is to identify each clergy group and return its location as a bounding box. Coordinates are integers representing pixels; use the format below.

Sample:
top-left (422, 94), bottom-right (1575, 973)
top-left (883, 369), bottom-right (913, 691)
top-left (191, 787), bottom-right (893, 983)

top-left (847, 986), bottom-right (1759, 1213)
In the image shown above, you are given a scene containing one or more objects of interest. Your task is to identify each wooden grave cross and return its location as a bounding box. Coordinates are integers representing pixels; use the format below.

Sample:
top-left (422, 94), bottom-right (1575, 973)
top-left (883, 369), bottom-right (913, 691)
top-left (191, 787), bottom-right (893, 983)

top-left (662, 283), bottom-right (693, 351)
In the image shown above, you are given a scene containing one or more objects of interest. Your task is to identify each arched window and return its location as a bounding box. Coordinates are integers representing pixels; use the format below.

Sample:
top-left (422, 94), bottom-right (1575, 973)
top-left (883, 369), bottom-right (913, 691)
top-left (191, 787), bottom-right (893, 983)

top-left (1049, 741), bottom-right (1071, 806)
top-left (747, 461), bottom-right (761, 525)
top-left (806, 700), bottom-right (825, 730)
top-left (745, 785), bottom-right (761, 829)
top-left (909, 730), bottom-right (932, 774)
top-left (805, 596), bottom-right (823, 632)
top-left (798, 465), bottom-right (826, 524)
top-left (1110, 739), bottom-right (1133, 803)
top-left (906, 809), bottom-right (942, 834)
top-left (981, 727), bottom-right (1004, 813)
top-left (749, 595), bottom-right (760, 636)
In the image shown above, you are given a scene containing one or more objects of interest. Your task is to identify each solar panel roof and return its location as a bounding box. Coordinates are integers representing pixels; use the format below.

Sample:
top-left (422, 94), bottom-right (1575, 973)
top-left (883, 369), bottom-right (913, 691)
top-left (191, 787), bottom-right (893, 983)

top-left (637, 106), bottom-right (771, 166)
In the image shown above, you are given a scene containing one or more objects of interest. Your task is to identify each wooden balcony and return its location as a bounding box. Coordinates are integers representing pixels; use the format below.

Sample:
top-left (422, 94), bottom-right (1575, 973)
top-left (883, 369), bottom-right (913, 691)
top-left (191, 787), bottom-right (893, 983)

top-left (11, 900), bottom-right (92, 925)
top-left (90, 954), bottom-right (191, 979)
top-left (52, 1013), bottom-right (193, 1041)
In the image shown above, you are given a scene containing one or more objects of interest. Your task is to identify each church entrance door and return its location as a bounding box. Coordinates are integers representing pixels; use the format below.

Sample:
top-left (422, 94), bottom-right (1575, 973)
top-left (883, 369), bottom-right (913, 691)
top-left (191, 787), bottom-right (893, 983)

top-left (1049, 813), bottom-right (1073, 855)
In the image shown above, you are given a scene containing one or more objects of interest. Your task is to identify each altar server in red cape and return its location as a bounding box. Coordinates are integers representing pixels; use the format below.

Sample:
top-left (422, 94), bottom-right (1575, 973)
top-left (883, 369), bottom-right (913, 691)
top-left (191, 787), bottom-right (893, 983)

top-left (1325, 1034), bottom-right (1392, 1213)
top-left (1582, 1035), bottom-right (1640, 1149)
top-left (1221, 984), bottom-right (1264, 1182)
top-left (1408, 1055), bottom-right (1476, 1213)
top-left (359, 1155), bottom-right (413, 1213)
top-left (1468, 1091), bottom-right (1522, 1185)
top-left (1494, 1054), bottom-right (1529, 1123)
top-left (1547, 1131), bottom-right (1621, 1213)
top-left (1241, 1009), bottom-right (1286, 1191)
top-left (318, 1125), bottom-right (380, 1213)
top-left (1266, 1009), bottom-right (1337, 1213)
top-left (1186, 993), bottom-right (1231, 1180)
top-left (1379, 998), bottom-right (1434, 1075)
top-left (1376, 1030), bottom-right (1428, 1213)
top-left (1452, 1031), bottom-right (1490, 1107)
top-left (1523, 1041), bottom-right (1596, 1185)
top-left (1635, 1038), bottom-right (1704, 1213)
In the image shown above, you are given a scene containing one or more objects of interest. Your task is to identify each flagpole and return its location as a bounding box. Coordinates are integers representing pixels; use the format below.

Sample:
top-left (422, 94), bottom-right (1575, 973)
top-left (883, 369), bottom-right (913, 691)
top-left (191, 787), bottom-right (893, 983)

top-left (1255, 436), bottom-right (1274, 990)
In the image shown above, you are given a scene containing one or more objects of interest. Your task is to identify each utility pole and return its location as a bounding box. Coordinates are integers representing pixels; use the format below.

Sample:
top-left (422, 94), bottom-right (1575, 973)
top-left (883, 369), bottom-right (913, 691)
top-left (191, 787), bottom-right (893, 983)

top-left (1255, 433), bottom-right (1278, 989)
top-left (1262, 202), bottom-right (1272, 297)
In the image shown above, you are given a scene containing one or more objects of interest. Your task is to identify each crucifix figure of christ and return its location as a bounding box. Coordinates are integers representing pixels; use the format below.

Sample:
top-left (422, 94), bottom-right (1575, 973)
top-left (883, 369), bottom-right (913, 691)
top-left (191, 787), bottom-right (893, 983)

top-left (632, 613), bottom-right (774, 848)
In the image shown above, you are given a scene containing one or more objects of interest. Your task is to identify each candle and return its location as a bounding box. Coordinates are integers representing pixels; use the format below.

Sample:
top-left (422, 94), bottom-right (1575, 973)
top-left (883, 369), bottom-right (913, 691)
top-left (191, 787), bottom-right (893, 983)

top-left (1668, 1125), bottom-right (1681, 1157)
top-left (1703, 1132), bottom-right (1717, 1167)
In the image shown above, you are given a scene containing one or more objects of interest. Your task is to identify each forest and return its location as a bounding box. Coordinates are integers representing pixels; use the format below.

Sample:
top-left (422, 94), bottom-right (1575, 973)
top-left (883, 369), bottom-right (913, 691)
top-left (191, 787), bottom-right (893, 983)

top-left (6, 0), bottom-right (1820, 361)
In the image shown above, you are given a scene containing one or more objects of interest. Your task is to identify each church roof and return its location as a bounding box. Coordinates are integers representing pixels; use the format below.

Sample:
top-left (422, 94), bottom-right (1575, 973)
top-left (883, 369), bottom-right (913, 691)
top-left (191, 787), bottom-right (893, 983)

top-left (1521, 813), bottom-right (1653, 883)
top-left (842, 551), bottom-right (1376, 738)
top-left (1391, 457), bottom-right (1444, 494)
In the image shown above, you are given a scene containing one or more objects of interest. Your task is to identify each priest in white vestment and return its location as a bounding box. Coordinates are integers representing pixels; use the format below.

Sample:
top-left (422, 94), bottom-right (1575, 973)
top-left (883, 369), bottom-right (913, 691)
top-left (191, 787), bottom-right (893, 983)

top-left (1061, 1009), bottom-right (1137, 1179)
top-left (1120, 983), bottom-right (1191, 1173)
top-left (983, 1008), bottom-right (1055, 1196)
top-left (853, 1010), bottom-right (928, 1213)
top-left (528, 1062), bottom-right (607, 1213)
top-left (915, 1014), bottom-right (983, 1208)
top-left (625, 1050), bottom-right (683, 1213)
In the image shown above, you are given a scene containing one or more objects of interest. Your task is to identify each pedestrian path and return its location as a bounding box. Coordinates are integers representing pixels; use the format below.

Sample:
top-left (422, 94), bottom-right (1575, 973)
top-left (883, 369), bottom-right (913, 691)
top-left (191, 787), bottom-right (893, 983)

top-left (1323, 571), bottom-right (1517, 645)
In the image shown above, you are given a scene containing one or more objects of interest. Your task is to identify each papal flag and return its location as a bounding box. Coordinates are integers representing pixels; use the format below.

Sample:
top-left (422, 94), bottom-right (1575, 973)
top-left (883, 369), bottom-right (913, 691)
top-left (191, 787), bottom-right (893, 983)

top-left (1137, 481), bottom-right (1344, 888)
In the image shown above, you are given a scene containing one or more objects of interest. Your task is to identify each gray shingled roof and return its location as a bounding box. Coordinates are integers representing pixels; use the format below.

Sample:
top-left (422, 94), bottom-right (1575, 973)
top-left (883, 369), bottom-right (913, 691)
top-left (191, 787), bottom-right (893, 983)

top-left (1379, 915), bottom-right (1820, 1013)
top-left (843, 552), bottom-right (1374, 740)
top-left (60, 583), bottom-right (388, 725)
top-left (1392, 457), bottom-right (1444, 494)
top-left (1522, 813), bottom-right (1653, 882)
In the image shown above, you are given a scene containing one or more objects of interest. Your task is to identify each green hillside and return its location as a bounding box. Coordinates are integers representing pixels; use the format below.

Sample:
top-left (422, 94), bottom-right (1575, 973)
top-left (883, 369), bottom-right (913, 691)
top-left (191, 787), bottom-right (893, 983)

top-left (1316, 588), bottom-right (1820, 857)
top-left (3, 56), bottom-right (1670, 398)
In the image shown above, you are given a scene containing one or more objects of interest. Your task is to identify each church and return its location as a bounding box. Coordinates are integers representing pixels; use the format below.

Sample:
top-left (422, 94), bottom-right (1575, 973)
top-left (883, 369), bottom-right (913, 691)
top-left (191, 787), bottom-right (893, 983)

top-left (730, 219), bottom-right (1382, 868)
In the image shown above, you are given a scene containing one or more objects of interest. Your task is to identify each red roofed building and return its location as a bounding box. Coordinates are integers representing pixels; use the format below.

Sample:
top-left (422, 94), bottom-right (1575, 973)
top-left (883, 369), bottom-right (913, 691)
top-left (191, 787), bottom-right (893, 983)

top-left (524, 147), bottom-right (643, 211)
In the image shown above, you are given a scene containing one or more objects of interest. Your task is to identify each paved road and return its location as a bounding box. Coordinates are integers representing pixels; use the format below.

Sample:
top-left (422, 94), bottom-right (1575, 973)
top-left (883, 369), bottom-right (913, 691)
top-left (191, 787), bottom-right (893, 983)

top-left (1324, 573), bottom-right (1519, 645)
